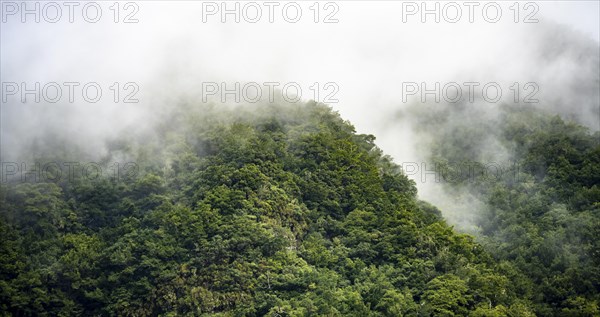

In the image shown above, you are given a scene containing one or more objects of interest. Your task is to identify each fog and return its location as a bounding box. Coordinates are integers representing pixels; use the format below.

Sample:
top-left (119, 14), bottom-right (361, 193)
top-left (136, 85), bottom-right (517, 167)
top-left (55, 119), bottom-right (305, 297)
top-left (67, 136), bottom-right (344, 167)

top-left (1, 1), bottom-right (599, 231)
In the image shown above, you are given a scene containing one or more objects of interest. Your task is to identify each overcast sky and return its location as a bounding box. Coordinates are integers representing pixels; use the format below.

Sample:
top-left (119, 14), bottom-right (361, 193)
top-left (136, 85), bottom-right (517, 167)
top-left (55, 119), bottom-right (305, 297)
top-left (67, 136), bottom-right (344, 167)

top-left (1, 0), bottom-right (599, 173)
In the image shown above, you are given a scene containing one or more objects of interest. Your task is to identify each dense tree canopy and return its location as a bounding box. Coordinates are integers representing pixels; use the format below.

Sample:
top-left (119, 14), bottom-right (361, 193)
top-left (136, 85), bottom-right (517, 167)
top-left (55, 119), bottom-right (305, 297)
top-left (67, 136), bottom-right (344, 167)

top-left (411, 104), bottom-right (600, 316)
top-left (0, 101), bottom-right (597, 316)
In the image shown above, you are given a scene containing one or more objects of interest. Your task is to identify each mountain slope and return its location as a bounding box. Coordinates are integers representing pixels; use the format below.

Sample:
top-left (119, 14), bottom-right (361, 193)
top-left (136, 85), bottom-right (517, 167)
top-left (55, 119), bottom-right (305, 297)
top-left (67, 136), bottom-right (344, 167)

top-left (405, 102), bottom-right (600, 316)
top-left (0, 101), bottom-right (536, 316)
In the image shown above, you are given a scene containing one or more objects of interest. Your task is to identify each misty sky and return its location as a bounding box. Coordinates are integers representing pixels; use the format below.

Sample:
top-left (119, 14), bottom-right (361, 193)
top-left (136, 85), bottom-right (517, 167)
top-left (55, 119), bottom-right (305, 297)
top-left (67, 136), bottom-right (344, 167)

top-left (1, 1), bottom-right (599, 226)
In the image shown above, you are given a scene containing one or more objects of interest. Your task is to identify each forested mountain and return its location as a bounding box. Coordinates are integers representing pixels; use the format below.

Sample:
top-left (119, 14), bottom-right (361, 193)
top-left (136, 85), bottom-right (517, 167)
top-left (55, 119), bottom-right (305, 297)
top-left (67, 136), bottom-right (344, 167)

top-left (0, 101), bottom-right (598, 316)
top-left (405, 103), bottom-right (600, 316)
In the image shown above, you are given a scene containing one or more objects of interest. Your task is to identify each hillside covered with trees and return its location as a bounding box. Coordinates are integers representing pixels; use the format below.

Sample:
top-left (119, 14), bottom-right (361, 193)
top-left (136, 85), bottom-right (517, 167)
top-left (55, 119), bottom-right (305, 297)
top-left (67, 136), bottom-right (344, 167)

top-left (408, 103), bottom-right (600, 316)
top-left (0, 101), bottom-right (598, 316)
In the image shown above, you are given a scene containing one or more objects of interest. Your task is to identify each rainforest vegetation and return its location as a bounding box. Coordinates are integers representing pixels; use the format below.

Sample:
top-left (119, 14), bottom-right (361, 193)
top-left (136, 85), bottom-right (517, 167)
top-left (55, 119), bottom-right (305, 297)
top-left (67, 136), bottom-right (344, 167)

top-left (0, 101), bottom-right (598, 316)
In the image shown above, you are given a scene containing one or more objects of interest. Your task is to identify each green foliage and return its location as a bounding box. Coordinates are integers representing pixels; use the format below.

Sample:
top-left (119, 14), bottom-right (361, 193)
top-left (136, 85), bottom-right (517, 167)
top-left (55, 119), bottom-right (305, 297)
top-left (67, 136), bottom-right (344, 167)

top-left (420, 104), bottom-right (600, 316)
top-left (3, 101), bottom-right (591, 315)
